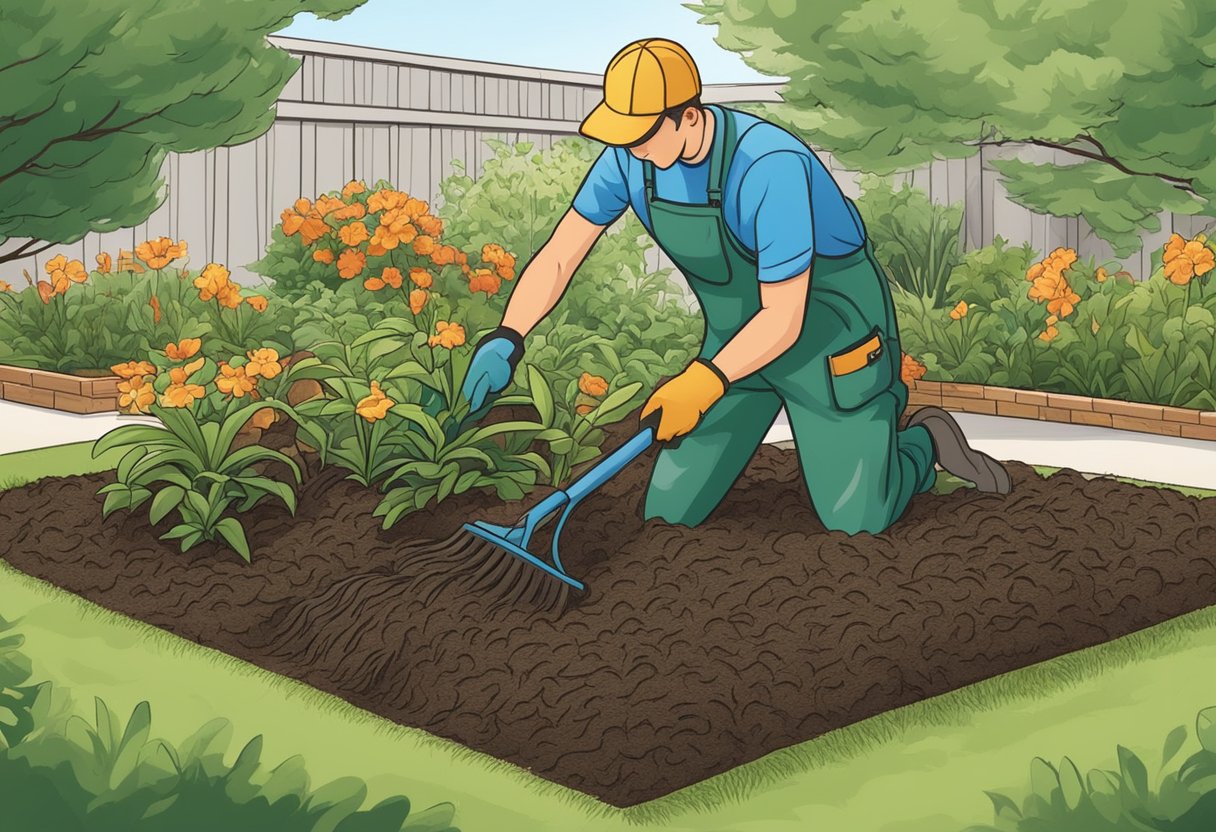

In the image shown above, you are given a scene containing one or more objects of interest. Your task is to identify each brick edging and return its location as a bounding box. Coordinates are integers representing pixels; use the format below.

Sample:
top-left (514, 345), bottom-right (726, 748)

top-left (0, 365), bottom-right (121, 414)
top-left (908, 380), bottom-right (1216, 441)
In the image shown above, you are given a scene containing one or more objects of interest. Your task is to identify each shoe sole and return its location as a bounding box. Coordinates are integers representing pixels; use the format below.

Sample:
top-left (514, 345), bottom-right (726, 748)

top-left (910, 408), bottom-right (1012, 495)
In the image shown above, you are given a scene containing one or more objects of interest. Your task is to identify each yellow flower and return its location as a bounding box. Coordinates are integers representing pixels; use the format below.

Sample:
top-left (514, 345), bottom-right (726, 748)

top-left (355, 380), bottom-right (394, 423)
top-left (95, 252), bottom-right (112, 274)
top-left (165, 338), bottom-right (201, 361)
top-left (135, 238), bottom-right (187, 270)
top-left (409, 288), bottom-right (429, 315)
top-left (194, 263), bottom-right (232, 302)
top-left (337, 248), bottom-right (366, 280)
top-left (168, 356), bottom-right (206, 385)
top-left (1094, 267), bottom-right (1108, 283)
top-left (118, 375), bottom-right (156, 414)
top-left (216, 364), bottom-right (256, 398)
top-left (427, 320), bottom-right (466, 349)
top-left (245, 348), bottom-right (282, 379)
top-left (338, 221), bottom-right (369, 247)
top-left (578, 372), bottom-right (608, 397)
top-left (111, 360), bottom-right (156, 379)
top-left (949, 301), bottom-right (968, 320)
top-left (246, 295), bottom-right (268, 313)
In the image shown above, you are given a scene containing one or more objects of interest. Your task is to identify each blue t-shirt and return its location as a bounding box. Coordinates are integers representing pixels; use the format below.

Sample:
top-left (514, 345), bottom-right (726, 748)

top-left (571, 105), bottom-right (866, 283)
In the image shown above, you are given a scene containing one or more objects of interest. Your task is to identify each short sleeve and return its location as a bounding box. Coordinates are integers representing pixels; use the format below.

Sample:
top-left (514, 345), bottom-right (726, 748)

top-left (738, 151), bottom-right (814, 283)
top-left (571, 147), bottom-right (630, 226)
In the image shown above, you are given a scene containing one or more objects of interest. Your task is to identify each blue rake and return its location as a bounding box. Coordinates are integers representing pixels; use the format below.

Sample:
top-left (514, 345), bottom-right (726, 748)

top-left (413, 419), bottom-right (664, 613)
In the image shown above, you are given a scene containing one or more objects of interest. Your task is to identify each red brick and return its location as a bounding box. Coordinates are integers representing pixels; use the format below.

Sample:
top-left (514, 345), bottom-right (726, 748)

top-left (1046, 392), bottom-right (1094, 412)
top-left (939, 382), bottom-right (985, 400)
top-left (1071, 411), bottom-right (1113, 428)
top-left (1014, 390), bottom-right (1049, 406)
top-left (984, 386), bottom-right (1019, 402)
top-left (1161, 406), bottom-right (1201, 425)
top-left (0, 365), bottom-right (34, 385)
top-left (1040, 407), bottom-right (1072, 423)
top-left (1092, 399), bottom-right (1165, 420)
top-left (996, 401), bottom-right (1040, 419)
top-left (1181, 424), bottom-right (1216, 441)
top-left (27, 368), bottom-right (84, 395)
top-left (1110, 415), bottom-right (1180, 436)
top-left (941, 395), bottom-right (997, 414)
top-left (3, 383), bottom-right (55, 408)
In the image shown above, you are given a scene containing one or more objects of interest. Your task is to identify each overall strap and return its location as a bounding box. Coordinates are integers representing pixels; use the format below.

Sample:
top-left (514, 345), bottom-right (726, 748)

top-left (706, 104), bottom-right (736, 208)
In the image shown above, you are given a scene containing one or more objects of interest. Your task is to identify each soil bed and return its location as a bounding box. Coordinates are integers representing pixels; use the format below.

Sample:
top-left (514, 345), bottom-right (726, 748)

top-left (2, 431), bottom-right (1215, 805)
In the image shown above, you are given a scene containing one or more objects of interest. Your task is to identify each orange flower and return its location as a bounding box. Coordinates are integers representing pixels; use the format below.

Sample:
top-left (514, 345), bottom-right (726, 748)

top-left (402, 197), bottom-right (429, 221)
top-left (313, 248), bottom-right (335, 265)
top-left (332, 201), bottom-right (366, 221)
top-left (495, 263), bottom-right (515, 281)
top-left (481, 243), bottom-right (507, 265)
top-left (412, 235), bottom-right (436, 257)
top-left (416, 214), bottom-right (443, 237)
top-left (949, 301), bottom-right (968, 320)
top-left (217, 283), bottom-right (243, 309)
top-left (216, 364), bottom-right (256, 398)
top-left (168, 357), bottom-right (206, 386)
top-left (369, 210), bottom-right (417, 250)
top-left (1027, 265), bottom-right (1080, 319)
top-left (1162, 233), bottom-right (1214, 286)
top-left (409, 267), bottom-right (433, 288)
top-left (900, 353), bottom-right (928, 385)
top-left (135, 237), bottom-right (187, 270)
top-left (111, 360), bottom-right (157, 378)
top-left (149, 295), bottom-right (162, 324)
top-left (468, 268), bottom-right (502, 295)
top-left (246, 295), bottom-right (268, 313)
top-left (338, 221), bottom-right (369, 247)
top-left (355, 380), bottom-right (394, 423)
top-left (45, 254), bottom-right (87, 295)
top-left (194, 263), bottom-right (232, 301)
top-left (314, 195), bottom-right (345, 217)
top-left (367, 241), bottom-right (387, 257)
top-left (430, 245), bottom-right (457, 267)
top-left (165, 338), bottom-right (201, 361)
top-left (337, 248), bottom-right (366, 280)
top-left (575, 403), bottom-right (595, 415)
top-left (1039, 314), bottom-right (1060, 343)
top-left (36, 281), bottom-right (54, 303)
top-left (95, 252), bottom-right (112, 274)
top-left (367, 188), bottom-right (408, 214)
top-left (245, 347), bottom-right (282, 379)
top-left (427, 320), bottom-right (466, 349)
top-left (455, 251), bottom-right (468, 266)
top-left (342, 180), bottom-right (367, 200)
top-left (160, 381), bottom-right (206, 409)
top-left (364, 267), bottom-right (403, 292)
top-left (578, 372), bottom-right (609, 397)
top-left (0, 280), bottom-right (11, 292)
top-left (1094, 267), bottom-right (1108, 283)
top-left (281, 198), bottom-right (329, 246)
top-left (118, 375), bottom-right (156, 414)
top-left (409, 288), bottom-right (428, 314)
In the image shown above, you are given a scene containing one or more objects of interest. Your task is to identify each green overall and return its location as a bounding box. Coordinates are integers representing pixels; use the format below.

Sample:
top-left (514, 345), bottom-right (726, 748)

top-left (641, 104), bottom-right (937, 535)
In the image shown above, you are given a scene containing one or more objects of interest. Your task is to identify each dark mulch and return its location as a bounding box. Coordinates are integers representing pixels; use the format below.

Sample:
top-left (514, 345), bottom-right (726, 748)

top-left (2, 424), bottom-right (1215, 806)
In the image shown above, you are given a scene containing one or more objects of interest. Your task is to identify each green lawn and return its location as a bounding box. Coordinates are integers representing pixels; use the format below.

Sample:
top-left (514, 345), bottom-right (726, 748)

top-left (3, 442), bottom-right (1215, 832)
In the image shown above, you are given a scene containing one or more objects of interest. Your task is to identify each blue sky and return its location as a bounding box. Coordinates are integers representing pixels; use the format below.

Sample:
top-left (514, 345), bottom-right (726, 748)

top-left (278, 0), bottom-right (777, 84)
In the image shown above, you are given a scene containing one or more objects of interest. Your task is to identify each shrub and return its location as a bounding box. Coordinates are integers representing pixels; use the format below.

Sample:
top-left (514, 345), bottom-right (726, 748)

top-left (964, 705), bottom-right (1216, 831)
top-left (857, 174), bottom-right (965, 306)
top-left (0, 616), bottom-right (458, 831)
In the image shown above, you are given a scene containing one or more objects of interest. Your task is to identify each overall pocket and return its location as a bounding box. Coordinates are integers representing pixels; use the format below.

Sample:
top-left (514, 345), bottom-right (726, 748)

top-left (825, 326), bottom-right (895, 412)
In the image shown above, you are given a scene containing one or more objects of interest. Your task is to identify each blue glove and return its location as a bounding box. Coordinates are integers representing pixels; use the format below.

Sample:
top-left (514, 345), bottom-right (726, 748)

top-left (461, 326), bottom-right (525, 412)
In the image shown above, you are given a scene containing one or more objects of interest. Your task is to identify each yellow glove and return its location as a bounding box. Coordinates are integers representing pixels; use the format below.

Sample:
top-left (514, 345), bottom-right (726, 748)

top-left (640, 359), bottom-right (729, 442)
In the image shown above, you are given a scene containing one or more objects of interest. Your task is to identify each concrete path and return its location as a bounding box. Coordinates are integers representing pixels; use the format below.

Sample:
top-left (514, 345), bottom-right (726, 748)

top-left (0, 400), bottom-right (158, 456)
top-left (762, 409), bottom-right (1216, 491)
top-left (4, 398), bottom-right (1216, 491)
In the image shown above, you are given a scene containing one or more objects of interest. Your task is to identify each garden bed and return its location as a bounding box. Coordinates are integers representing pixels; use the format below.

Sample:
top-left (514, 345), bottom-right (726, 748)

top-left (2, 427), bottom-right (1215, 807)
top-left (0, 364), bottom-right (120, 413)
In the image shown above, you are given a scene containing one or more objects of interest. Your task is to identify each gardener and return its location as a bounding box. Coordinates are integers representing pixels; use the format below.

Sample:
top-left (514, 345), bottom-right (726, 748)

top-left (462, 38), bottom-right (1011, 535)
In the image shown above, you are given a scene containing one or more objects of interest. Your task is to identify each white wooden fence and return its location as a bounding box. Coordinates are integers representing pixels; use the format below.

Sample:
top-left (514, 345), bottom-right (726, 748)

top-left (2, 35), bottom-right (1208, 287)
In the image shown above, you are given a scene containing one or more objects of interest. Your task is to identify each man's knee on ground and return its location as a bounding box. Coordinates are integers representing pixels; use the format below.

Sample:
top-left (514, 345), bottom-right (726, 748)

top-left (642, 484), bottom-right (711, 527)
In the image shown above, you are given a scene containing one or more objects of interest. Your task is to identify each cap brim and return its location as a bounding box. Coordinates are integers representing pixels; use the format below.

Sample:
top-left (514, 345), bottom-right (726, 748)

top-left (578, 101), bottom-right (662, 146)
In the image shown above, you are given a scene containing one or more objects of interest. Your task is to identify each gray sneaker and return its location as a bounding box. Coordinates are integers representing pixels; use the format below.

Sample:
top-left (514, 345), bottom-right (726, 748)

top-left (908, 406), bottom-right (1012, 495)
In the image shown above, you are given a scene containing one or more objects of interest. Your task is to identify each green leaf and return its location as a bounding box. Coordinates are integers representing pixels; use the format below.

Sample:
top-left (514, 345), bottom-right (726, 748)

top-left (526, 364), bottom-right (554, 426)
top-left (1197, 707), bottom-right (1216, 754)
top-left (1117, 745), bottom-right (1149, 801)
top-left (1162, 724), bottom-right (1189, 768)
top-left (214, 518), bottom-right (252, 562)
top-left (148, 486), bottom-right (185, 525)
top-left (1058, 756), bottom-right (1084, 811)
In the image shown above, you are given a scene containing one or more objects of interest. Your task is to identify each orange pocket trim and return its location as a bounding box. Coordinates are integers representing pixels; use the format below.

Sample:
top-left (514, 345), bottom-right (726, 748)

top-left (829, 334), bottom-right (883, 377)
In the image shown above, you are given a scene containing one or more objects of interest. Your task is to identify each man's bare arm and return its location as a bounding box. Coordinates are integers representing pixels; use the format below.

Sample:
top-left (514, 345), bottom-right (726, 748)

top-left (710, 270), bottom-right (810, 382)
top-left (500, 208), bottom-right (607, 337)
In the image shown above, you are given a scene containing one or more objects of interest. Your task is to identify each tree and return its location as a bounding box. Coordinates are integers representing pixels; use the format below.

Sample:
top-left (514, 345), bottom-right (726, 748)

top-left (687, 0), bottom-right (1216, 257)
top-left (0, 0), bottom-right (366, 266)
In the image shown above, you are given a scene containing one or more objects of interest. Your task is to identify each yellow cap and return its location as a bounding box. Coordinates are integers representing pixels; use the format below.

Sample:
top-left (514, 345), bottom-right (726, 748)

top-left (579, 39), bottom-right (702, 146)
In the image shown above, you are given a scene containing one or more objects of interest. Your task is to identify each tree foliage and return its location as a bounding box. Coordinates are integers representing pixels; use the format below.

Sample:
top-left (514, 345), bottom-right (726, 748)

top-left (687, 0), bottom-right (1216, 256)
top-left (0, 0), bottom-right (367, 264)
